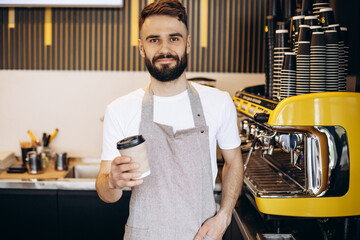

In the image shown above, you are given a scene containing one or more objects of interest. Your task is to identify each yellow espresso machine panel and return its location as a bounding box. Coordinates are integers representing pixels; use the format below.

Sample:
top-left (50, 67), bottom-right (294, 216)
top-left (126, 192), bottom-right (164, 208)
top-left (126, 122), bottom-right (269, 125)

top-left (235, 92), bottom-right (360, 218)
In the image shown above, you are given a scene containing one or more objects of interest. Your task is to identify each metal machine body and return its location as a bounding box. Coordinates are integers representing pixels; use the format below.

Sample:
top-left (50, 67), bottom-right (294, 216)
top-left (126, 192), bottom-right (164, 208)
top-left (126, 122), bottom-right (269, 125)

top-left (233, 91), bottom-right (360, 218)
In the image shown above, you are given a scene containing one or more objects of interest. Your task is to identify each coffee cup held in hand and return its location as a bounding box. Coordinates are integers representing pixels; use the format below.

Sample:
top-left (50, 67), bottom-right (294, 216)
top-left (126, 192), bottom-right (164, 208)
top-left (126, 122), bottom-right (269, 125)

top-left (117, 135), bottom-right (150, 179)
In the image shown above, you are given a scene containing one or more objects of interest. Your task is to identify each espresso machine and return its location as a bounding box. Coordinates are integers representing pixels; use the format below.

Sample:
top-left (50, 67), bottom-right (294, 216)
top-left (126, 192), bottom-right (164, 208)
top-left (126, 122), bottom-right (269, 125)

top-left (232, 89), bottom-right (360, 239)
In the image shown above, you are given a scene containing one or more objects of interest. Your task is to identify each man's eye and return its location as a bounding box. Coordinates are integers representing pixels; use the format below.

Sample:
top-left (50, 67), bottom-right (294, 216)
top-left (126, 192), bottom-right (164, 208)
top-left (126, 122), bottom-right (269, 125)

top-left (149, 39), bottom-right (158, 43)
top-left (170, 37), bottom-right (179, 42)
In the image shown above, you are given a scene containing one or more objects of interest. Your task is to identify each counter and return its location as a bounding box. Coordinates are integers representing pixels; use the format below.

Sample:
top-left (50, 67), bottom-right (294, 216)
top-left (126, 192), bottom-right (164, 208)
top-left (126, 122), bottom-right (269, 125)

top-left (0, 158), bottom-right (101, 190)
top-left (0, 157), bottom-right (224, 239)
top-left (0, 157), bottom-right (132, 239)
top-left (0, 157), bottom-right (222, 191)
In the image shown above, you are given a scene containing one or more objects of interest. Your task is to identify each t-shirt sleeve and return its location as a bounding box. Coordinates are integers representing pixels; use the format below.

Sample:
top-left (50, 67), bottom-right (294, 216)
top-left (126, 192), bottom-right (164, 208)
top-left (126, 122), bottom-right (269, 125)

top-left (216, 93), bottom-right (241, 150)
top-left (101, 105), bottom-right (124, 161)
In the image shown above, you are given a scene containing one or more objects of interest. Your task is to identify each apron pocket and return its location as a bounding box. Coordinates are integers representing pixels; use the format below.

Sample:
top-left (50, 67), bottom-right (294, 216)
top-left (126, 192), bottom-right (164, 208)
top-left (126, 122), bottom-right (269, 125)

top-left (124, 224), bottom-right (149, 240)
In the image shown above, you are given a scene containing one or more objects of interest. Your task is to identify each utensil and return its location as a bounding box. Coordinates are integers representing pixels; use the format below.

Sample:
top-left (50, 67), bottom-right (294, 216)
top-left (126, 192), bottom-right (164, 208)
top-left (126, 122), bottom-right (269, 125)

top-left (27, 130), bottom-right (39, 146)
top-left (49, 128), bottom-right (59, 144)
top-left (55, 152), bottom-right (68, 171)
top-left (26, 151), bottom-right (43, 174)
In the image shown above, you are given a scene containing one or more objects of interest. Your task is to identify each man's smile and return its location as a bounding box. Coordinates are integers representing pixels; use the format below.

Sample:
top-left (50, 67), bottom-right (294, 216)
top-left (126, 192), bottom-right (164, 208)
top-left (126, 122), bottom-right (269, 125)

top-left (156, 58), bottom-right (175, 64)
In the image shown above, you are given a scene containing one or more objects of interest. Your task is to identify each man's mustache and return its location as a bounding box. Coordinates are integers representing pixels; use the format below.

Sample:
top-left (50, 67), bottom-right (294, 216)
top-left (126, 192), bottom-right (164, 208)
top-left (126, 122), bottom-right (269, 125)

top-left (152, 54), bottom-right (179, 63)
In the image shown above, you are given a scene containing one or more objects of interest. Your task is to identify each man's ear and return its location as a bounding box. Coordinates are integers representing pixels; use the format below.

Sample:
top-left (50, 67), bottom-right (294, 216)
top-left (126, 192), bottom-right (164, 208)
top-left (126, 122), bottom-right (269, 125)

top-left (138, 39), bottom-right (145, 58)
top-left (186, 34), bottom-right (191, 54)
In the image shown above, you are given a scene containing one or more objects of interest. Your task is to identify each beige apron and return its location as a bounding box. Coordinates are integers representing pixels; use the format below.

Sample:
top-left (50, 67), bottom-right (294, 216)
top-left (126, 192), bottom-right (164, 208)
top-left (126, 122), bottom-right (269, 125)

top-left (124, 84), bottom-right (216, 240)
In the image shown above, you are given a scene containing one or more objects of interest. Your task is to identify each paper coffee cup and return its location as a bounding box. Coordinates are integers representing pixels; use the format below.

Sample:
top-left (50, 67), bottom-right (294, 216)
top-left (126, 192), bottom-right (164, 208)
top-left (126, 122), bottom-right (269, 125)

top-left (117, 135), bottom-right (150, 179)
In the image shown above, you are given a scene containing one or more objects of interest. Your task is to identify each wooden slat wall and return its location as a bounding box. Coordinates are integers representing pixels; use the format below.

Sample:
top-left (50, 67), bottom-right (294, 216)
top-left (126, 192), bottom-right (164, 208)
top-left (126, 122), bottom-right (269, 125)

top-left (0, 0), bottom-right (266, 72)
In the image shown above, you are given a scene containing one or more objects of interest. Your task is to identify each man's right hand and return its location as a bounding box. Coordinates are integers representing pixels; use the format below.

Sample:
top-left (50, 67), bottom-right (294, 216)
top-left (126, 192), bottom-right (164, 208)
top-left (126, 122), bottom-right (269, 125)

top-left (108, 156), bottom-right (144, 189)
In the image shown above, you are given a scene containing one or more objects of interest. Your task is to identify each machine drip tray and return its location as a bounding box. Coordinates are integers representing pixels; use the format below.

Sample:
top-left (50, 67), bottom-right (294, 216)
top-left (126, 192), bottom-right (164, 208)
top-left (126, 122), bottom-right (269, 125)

top-left (244, 151), bottom-right (305, 197)
top-left (256, 233), bottom-right (296, 240)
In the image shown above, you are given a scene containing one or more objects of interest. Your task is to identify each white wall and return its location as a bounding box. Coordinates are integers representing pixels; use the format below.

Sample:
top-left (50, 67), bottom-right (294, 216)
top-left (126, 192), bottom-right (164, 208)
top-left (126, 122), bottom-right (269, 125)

top-left (0, 70), bottom-right (264, 159)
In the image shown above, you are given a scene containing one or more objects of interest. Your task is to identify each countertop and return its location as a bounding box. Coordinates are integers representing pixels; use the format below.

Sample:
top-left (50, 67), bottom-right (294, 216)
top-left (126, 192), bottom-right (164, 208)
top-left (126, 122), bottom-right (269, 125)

top-left (0, 158), bottom-right (101, 190)
top-left (0, 157), bottom-right (223, 192)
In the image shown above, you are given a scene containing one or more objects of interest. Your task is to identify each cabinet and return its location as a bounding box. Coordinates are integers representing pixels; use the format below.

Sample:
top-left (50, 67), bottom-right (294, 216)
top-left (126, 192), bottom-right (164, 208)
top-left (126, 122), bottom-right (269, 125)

top-left (57, 190), bottom-right (130, 239)
top-left (0, 189), bottom-right (58, 239)
top-left (0, 189), bottom-right (130, 240)
top-left (223, 214), bottom-right (245, 240)
top-left (0, 189), bottom-right (236, 239)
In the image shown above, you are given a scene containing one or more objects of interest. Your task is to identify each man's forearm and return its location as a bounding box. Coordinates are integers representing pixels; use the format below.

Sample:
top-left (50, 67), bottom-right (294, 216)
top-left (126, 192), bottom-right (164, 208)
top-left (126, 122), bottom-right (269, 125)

top-left (96, 172), bottom-right (123, 203)
top-left (218, 147), bottom-right (244, 220)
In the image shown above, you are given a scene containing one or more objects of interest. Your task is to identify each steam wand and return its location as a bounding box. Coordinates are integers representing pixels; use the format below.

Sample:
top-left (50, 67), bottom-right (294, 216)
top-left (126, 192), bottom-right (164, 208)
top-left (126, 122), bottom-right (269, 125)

top-left (243, 131), bottom-right (277, 173)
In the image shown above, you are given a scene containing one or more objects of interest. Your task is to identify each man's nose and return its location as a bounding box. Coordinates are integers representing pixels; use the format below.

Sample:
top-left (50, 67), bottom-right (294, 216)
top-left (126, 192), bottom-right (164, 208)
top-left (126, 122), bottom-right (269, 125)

top-left (158, 41), bottom-right (171, 54)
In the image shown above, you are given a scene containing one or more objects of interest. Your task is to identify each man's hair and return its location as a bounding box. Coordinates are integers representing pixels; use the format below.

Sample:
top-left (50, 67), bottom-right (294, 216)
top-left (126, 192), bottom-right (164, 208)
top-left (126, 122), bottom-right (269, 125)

top-left (139, 0), bottom-right (188, 31)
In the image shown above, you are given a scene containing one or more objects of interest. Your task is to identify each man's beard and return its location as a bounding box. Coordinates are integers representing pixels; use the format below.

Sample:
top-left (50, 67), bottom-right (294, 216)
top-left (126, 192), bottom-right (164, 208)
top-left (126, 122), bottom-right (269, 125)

top-left (144, 50), bottom-right (187, 82)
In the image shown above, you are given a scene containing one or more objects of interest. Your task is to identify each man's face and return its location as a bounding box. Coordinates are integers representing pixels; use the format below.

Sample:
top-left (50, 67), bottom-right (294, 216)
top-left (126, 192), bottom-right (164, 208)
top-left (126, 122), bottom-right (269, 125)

top-left (139, 15), bottom-right (191, 82)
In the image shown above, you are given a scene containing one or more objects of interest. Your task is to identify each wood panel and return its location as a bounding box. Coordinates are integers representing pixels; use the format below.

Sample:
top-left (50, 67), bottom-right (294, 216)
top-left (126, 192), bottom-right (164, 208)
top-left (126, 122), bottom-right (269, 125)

top-left (0, 0), bottom-right (266, 72)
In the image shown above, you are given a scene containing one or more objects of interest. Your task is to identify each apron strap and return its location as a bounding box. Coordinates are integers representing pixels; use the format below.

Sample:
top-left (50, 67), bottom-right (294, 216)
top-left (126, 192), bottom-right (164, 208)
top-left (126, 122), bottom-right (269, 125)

top-left (187, 83), bottom-right (207, 128)
top-left (141, 85), bottom-right (153, 129)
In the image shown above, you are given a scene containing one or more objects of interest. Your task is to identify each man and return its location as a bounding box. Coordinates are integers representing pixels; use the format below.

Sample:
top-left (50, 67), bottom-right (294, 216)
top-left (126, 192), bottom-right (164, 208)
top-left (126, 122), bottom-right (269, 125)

top-left (96, 0), bottom-right (243, 239)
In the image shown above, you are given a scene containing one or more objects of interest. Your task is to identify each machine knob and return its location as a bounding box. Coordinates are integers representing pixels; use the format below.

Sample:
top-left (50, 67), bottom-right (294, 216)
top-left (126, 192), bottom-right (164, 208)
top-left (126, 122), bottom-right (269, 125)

top-left (254, 113), bottom-right (270, 123)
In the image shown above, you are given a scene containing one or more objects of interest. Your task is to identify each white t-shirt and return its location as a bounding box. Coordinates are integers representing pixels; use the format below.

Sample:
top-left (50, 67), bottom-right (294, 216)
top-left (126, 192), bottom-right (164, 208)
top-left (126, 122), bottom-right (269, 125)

top-left (101, 83), bottom-right (240, 185)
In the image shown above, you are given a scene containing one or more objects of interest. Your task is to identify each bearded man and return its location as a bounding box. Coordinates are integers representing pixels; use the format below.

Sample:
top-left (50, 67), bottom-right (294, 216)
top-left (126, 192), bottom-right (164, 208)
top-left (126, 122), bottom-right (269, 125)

top-left (96, 1), bottom-right (243, 239)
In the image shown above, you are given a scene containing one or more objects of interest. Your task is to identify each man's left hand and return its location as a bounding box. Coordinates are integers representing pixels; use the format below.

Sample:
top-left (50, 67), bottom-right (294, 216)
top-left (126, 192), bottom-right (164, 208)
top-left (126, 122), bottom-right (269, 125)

top-left (194, 211), bottom-right (231, 240)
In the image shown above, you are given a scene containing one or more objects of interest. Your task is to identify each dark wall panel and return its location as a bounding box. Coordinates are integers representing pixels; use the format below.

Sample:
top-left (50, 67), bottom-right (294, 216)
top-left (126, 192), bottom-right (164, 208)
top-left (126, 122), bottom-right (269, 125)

top-left (0, 0), bottom-right (266, 73)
